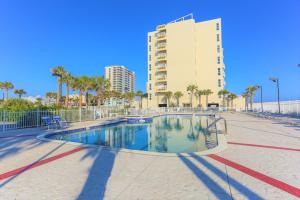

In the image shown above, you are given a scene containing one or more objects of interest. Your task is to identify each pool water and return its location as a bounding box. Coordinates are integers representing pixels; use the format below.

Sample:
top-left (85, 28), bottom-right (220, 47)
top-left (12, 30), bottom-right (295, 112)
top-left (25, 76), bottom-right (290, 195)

top-left (49, 115), bottom-right (218, 153)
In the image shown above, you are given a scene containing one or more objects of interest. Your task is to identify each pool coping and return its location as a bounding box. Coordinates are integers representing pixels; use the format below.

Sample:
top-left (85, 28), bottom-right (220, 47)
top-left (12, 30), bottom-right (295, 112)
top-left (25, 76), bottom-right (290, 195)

top-left (37, 115), bottom-right (228, 157)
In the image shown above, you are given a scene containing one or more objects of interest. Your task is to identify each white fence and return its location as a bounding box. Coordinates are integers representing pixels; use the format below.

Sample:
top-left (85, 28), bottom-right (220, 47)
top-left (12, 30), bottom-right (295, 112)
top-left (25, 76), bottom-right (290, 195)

top-left (0, 107), bottom-right (129, 132)
top-left (252, 100), bottom-right (300, 116)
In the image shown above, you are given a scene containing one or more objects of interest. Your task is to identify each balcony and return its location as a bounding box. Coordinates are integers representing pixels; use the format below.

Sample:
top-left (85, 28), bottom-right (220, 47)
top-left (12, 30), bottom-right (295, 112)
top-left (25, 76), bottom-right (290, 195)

top-left (156, 53), bottom-right (167, 61)
top-left (156, 87), bottom-right (167, 92)
top-left (156, 25), bottom-right (166, 31)
top-left (156, 43), bottom-right (166, 50)
top-left (156, 76), bottom-right (167, 83)
top-left (156, 32), bottom-right (166, 39)
top-left (156, 66), bottom-right (167, 72)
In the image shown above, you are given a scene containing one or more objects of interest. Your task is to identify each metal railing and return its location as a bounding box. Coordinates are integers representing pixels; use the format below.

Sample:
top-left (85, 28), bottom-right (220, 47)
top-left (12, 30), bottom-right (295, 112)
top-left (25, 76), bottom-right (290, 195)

top-left (252, 100), bottom-right (300, 117)
top-left (0, 106), bottom-right (229, 133)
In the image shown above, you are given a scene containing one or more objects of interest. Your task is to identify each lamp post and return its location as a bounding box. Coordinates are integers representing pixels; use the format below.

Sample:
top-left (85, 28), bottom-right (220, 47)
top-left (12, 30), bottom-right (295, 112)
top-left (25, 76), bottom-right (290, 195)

top-left (269, 77), bottom-right (280, 114)
top-left (255, 85), bottom-right (263, 112)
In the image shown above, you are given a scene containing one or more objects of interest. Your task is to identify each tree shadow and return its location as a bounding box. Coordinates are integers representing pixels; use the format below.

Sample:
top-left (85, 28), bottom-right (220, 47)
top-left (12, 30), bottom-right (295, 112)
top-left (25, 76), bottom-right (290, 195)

top-left (0, 135), bottom-right (46, 161)
top-left (189, 153), bottom-right (264, 200)
top-left (0, 141), bottom-right (67, 188)
top-left (77, 148), bottom-right (118, 200)
top-left (178, 154), bottom-right (232, 200)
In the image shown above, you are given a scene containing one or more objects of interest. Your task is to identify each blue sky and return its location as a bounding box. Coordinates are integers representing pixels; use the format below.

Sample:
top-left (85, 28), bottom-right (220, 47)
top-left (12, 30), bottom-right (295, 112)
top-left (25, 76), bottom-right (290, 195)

top-left (0, 0), bottom-right (299, 102)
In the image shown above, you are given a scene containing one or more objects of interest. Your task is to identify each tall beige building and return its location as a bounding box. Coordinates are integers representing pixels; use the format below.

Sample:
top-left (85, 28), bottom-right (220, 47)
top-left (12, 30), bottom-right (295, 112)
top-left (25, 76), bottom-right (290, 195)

top-left (105, 65), bottom-right (135, 93)
top-left (146, 14), bottom-right (225, 107)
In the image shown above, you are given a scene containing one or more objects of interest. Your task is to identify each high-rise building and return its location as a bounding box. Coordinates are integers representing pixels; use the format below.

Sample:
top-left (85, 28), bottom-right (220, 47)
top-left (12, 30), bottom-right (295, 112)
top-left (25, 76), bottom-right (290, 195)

top-left (146, 14), bottom-right (225, 107)
top-left (105, 65), bottom-right (135, 93)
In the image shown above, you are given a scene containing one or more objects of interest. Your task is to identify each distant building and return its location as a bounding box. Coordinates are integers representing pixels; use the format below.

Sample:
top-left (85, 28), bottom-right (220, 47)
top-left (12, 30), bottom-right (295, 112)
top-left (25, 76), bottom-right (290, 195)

top-left (147, 14), bottom-right (225, 107)
top-left (105, 65), bottom-right (135, 93)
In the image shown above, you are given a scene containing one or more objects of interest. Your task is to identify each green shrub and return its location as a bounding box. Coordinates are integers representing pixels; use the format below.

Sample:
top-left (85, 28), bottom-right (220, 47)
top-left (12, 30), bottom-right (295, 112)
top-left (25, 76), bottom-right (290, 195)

top-left (0, 99), bottom-right (35, 112)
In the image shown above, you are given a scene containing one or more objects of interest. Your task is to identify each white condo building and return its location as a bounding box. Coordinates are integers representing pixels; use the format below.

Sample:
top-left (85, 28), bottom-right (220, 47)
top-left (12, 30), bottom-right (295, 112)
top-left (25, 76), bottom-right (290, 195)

top-left (105, 65), bottom-right (136, 93)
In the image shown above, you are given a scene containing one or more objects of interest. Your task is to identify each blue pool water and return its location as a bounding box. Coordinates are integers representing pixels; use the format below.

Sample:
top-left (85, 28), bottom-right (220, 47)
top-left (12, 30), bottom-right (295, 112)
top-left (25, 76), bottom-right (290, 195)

top-left (48, 115), bottom-right (218, 153)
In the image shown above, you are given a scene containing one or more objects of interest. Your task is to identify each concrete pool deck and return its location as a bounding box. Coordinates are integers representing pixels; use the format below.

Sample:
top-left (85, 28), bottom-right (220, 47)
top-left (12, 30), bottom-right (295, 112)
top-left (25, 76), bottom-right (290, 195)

top-left (0, 113), bottom-right (300, 199)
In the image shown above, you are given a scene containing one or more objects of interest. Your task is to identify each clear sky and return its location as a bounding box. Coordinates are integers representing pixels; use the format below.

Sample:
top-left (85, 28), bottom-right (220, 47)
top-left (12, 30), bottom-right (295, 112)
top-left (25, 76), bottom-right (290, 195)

top-left (0, 0), bottom-right (299, 102)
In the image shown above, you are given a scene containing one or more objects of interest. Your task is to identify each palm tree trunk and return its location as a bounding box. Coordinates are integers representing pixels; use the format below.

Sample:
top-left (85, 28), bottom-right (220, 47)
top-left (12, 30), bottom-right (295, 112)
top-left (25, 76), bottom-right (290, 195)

top-left (222, 96), bottom-right (225, 108)
top-left (19, 94), bottom-right (21, 99)
top-left (6, 89), bottom-right (8, 99)
top-left (177, 98), bottom-right (179, 107)
top-left (65, 83), bottom-right (70, 108)
top-left (199, 96), bottom-right (201, 108)
top-left (79, 91), bottom-right (83, 109)
top-left (57, 78), bottom-right (62, 105)
top-left (147, 97), bottom-right (148, 108)
top-left (86, 92), bottom-right (89, 109)
top-left (190, 93), bottom-right (193, 108)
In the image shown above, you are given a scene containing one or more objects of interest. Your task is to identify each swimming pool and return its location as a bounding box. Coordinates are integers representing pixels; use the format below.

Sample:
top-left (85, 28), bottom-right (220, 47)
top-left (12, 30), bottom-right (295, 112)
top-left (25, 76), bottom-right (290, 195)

top-left (48, 115), bottom-right (218, 153)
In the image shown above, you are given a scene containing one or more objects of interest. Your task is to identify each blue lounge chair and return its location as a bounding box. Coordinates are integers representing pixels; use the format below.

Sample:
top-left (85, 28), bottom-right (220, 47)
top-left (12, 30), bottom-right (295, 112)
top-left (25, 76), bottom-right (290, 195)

top-left (41, 116), bottom-right (56, 130)
top-left (53, 116), bottom-right (68, 129)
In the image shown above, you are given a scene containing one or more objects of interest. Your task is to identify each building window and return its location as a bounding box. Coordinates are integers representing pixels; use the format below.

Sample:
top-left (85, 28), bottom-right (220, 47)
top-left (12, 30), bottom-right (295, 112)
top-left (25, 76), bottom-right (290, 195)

top-left (217, 34), bottom-right (220, 42)
top-left (216, 23), bottom-right (220, 30)
top-left (149, 45), bottom-right (151, 52)
top-left (148, 36), bottom-right (151, 42)
top-left (149, 74), bottom-right (152, 80)
top-left (217, 56), bottom-right (221, 64)
top-left (217, 45), bottom-right (220, 53)
top-left (218, 68), bottom-right (221, 75)
top-left (149, 55), bottom-right (151, 61)
top-left (149, 64), bottom-right (152, 71)
top-left (149, 83), bottom-right (152, 90)
top-left (218, 79), bottom-right (221, 87)
top-left (149, 94), bottom-right (152, 100)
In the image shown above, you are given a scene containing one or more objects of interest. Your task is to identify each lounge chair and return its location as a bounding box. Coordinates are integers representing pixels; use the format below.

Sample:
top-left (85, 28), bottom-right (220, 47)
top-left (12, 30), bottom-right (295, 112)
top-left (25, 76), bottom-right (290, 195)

top-left (53, 116), bottom-right (68, 129)
top-left (41, 116), bottom-right (56, 130)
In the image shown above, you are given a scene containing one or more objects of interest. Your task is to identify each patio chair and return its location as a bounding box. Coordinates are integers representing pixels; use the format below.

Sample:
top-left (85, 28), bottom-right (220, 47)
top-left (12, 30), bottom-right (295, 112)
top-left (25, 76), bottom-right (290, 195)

top-left (53, 116), bottom-right (69, 129)
top-left (41, 116), bottom-right (56, 130)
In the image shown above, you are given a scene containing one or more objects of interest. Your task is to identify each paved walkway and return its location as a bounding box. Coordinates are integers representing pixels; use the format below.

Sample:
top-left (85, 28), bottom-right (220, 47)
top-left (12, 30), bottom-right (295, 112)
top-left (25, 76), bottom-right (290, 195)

top-left (0, 113), bottom-right (299, 200)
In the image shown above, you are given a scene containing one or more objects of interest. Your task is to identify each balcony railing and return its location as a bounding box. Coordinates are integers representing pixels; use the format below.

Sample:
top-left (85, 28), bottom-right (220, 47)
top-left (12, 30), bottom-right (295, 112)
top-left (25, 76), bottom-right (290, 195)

top-left (156, 53), bottom-right (167, 61)
top-left (156, 25), bottom-right (166, 30)
top-left (156, 87), bottom-right (167, 92)
top-left (157, 43), bottom-right (166, 49)
top-left (156, 76), bottom-right (167, 82)
top-left (156, 66), bottom-right (167, 72)
top-left (156, 32), bottom-right (166, 39)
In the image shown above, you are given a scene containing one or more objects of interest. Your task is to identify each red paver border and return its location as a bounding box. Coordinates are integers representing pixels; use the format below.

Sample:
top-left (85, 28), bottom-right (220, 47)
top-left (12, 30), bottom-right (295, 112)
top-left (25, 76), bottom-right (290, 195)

top-left (208, 154), bottom-right (300, 198)
top-left (0, 147), bottom-right (86, 181)
top-left (228, 142), bottom-right (300, 152)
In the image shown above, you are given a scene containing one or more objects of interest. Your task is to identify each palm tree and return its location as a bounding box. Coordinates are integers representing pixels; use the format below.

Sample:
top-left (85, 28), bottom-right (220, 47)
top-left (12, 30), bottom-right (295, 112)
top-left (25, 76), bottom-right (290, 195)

top-left (186, 84), bottom-right (198, 107)
top-left (14, 89), bottom-right (27, 99)
top-left (62, 72), bottom-right (73, 108)
top-left (203, 89), bottom-right (213, 108)
top-left (164, 91), bottom-right (173, 107)
top-left (227, 93), bottom-right (238, 108)
top-left (46, 92), bottom-right (57, 104)
top-left (242, 92), bottom-right (249, 111)
top-left (93, 76), bottom-right (106, 106)
top-left (246, 86), bottom-right (258, 110)
top-left (135, 90), bottom-right (144, 108)
top-left (195, 89), bottom-right (205, 108)
top-left (83, 76), bottom-right (95, 108)
top-left (0, 82), bottom-right (5, 100)
top-left (70, 77), bottom-right (86, 109)
top-left (142, 93), bottom-right (149, 108)
top-left (124, 92), bottom-right (135, 107)
top-left (218, 89), bottom-right (230, 107)
top-left (2, 81), bottom-right (14, 99)
top-left (173, 91), bottom-right (183, 107)
top-left (51, 66), bottom-right (66, 105)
